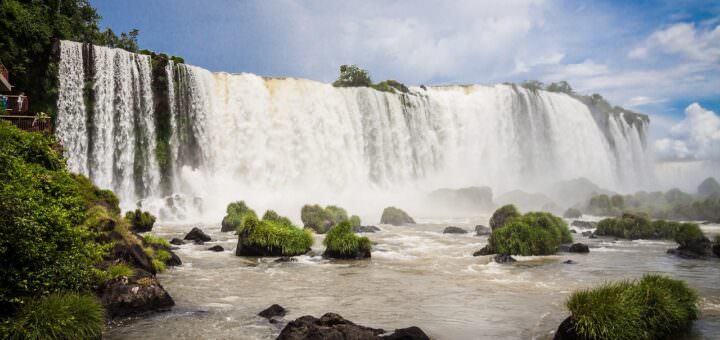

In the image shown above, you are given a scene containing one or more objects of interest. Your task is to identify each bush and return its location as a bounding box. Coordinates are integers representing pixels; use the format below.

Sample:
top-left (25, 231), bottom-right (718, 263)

top-left (349, 215), bottom-right (361, 228)
top-left (323, 221), bottom-right (372, 257)
top-left (301, 204), bottom-right (354, 233)
top-left (488, 211), bottom-right (571, 256)
top-left (489, 204), bottom-right (520, 230)
top-left (240, 215), bottom-right (314, 256)
top-left (380, 207), bottom-right (415, 226)
top-left (262, 210), bottom-right (293, 226)
top-left (371, 80), bottom-right (409, 93)
top-left (221, 201), bottom-right (256, 232)
top-left (563, 208), bottom-right (582, 219)
top-left (125, 209), bottom-right (156, 232)
top-left (565, 275), bottom-right (698, 339)
top-left (143, 234), bottom-right (170, 248)
top-left (105, 263), bottom-right (134, 280)
top-left (596, 213), bottom-right (703, 242)
top-left (0, 293), bottom-right (105, 339)
top-left (673, 223), bottom-right (705, 247)
top-left (332, 64), bottom-right (372, 87)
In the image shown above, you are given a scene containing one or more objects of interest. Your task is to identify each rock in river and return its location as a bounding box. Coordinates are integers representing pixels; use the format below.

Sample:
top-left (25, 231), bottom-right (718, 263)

top-left (278, 313), bottom-right (429, 340)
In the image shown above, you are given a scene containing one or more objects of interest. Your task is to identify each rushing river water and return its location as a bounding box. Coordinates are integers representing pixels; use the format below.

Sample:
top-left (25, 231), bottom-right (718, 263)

top-left (106, 218), bottom-right (720, 340)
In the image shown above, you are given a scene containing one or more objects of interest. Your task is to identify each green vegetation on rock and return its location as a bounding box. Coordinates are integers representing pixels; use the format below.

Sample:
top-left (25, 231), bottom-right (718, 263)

top-left (564, 274), bottom-right (698, 339)
top-left (0, 292), bottom-right (105, 340)
top-left (595, 213), bottom-right (703, 241)
top-left (488, 210), bottom-right (572, 256)
top-left (238, 214), bottom-right (314, 256)
top-left (489, 204), bottom-right (520, 230)
top-left (301, 204), bottom-right (355, 233)
top-left (262, 209), bottom-right (293, 226)
top-left (332, 64), bottom-right (410, 94)
top-left (221, 200), bottom-right (256, 232)
top-left (380, 206), bottom-right (415, 226)
top-left (323, 221), bottom-right (372, 259)
top-left (349, 215), bottom-right (362, 228)
top-left (563, 208), bottom-right (582, 219)
top-left (125, 209), bottom-right (156, 232)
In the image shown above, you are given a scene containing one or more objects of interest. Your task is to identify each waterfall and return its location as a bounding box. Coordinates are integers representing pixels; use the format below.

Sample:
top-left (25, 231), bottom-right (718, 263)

top-left (56, 41), bottom-right (653, 221)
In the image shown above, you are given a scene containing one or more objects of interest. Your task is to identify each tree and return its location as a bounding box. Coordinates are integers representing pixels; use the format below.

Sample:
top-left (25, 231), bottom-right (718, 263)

top-left (546, 81), bottom-right (573, 94)
top-left (332, 64), bottom-right (372, 87)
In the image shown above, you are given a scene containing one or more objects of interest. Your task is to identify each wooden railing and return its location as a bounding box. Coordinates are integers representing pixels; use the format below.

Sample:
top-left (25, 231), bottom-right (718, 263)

top-left (1, 115), bottom-right (52, 133)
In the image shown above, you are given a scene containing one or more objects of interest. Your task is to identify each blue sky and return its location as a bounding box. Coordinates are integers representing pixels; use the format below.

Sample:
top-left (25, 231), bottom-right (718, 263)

top-left (91, 0), bottom-right (720, 160)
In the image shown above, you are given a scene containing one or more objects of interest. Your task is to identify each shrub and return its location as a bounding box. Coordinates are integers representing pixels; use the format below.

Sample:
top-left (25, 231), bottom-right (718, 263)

top-left (323, 221), bottom-right (372, 256)
top-left (673, 223), bottom-right (705, 247)
top-left (596, 213), bottom-right (703, 242)
top-left (371, 80), bottom-right (409, 93)
top-left (221, 200), bottom-right (256, 232)
top-left (143, 234), bottom-right (170, 248)
top-left (380, 206), bottom-right (415, 226)
top-left (152, 259), bottom-right (166, 272)
top-left (105, 263), bottom-right (134, 279)
top-left (332, 64), bottom-right (372, 87)
top-left (124, 209), bottom-right (156, 232)
top-left (262, 210), bottom-right (293, 226)
top-left (301, 204), bottom-right (354, 233)
top-left (240, 215), bottom-right (314, 256)
top-left (563, 208), bottom-right (582, 219)
top-left (565, 275), bottom-right (698, 339)
top-left (349, 215), bottom-right (361, 228)
top-left (489, 204), bottom-right (520, 230)
top-left (488, 211), bottom-right (571, 256)
top-left (0, 293), bottom-right (104, 339)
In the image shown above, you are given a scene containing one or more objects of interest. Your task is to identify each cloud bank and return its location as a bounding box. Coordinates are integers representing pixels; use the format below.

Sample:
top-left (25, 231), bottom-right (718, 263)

top-left (655, 103), bottom-right (720, 161)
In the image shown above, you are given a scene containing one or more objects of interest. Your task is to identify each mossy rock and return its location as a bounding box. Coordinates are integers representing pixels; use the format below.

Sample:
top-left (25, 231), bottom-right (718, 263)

top-left (563, 208), bottom-right (582, 219)
top-left (125, 209), bottom-right (156, 232)
top-left (488, 210), bottom-right (572, 256)
top-left (489, 204), bottom-right (520, 230)
top-left (301, 204), bottom-right (353, 234)
top-left (322, 221), bottom-right (371, 259)
top-left (221, 201), bottom-right (255, 232)
top-left (380, 207), bottom-right (415, 226)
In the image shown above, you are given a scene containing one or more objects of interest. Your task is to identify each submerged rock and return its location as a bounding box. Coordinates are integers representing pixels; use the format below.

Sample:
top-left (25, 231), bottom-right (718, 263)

top-left (207, 245), bottom-right (224, 252)
top-left (259, 304), bottom-right (287, 319)
top-left (559, 243), bottom-right (590, 253)
top-left (443, 226), bottom-right (468, 234)
top-left (570, 229), bottom-right (577, 233)
top-left (274, 257), bottom-right (298, 263)
top-left (667, 238), bottom-right (714, 259)
top-left (100, 276), bottom-right (174, 318)
top-left (277, 313), bottom-right (429, 340)
top-left (355, 225), bottom-right (381, 233)
top-left (475, 225), bottom-right (491, 236)
top-left (184, 227), bottom-right (211, 243)
top-left (170, 238), bottom-right (185, 245)
top-left (473, 244), bottom-right (495, 256)
top-left (494, 254), bottom-right (516, 264)
top-left (563, 260), bottom-right (576, 264)
top-left (553, 316), bottom-right (578, 340)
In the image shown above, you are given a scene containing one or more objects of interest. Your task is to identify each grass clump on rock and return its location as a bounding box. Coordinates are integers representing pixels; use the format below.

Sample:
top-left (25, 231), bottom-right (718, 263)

top-left (488, 210), bottom-right (572, 256)
top-left (489, 204), bottom-right (520, 230)
top-left (380, 206), bottom-right (415, 226)
top-left (596, 213), bottom-right (704, 241)
top-left (563, 208), bottom-right (582, 219)
top-left (323, 221), bottom-right (372, 259)
top-left (124, 209), bottom-right (156, 232)
top-left (0, 292), bottom-right (105, 340)
top-left (236, 214), bottom-right (314, 257)
top-left (557, 274), bottom-right (698, 339)
top-left (221, 200), bottom-right (256, 232)
top-left (301, 204), bottom-right (354, 233)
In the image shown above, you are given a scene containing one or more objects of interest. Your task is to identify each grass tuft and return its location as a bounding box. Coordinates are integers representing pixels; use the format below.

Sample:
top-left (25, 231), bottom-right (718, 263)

top-left (241, 215), bottom-right (314, 255)
top-left (323, 221), bottom-right (372, 255)
top-left (488, 210), bottom-right (571, 256)
top-left (143, 234), bottom-right (170, 248)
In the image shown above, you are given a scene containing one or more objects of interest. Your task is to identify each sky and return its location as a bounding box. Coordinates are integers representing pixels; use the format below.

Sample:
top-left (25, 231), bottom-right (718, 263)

top-left (90, 0), bottom-right (720, 162)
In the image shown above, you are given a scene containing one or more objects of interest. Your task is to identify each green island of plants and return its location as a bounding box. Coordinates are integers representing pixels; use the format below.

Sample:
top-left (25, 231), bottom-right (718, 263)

top-left (125, 208), bottom-right (157, 232)
top-left (221, 200), bottom-right (256, 232)
top-left (596, 212), bottom-right (701, 240)
top-left (488, 208), bottom-right (573, 256)
top-left (332, 64), bottom-right (410, 94)
top-left (235, 207), bottom-right (314, 257)
top-left (323, 221), bottom-right (372, 259)
top-left (557, 274), bottom-right (698, 339)
top-left (380, 206), bottom-right (415, 226)
top-left (301, 204), bottom-right (358, 233)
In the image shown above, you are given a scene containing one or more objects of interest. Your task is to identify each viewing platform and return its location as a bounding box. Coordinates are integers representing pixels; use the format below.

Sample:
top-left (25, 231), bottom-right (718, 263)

top-left (0, 115), bottom-right (52, 133)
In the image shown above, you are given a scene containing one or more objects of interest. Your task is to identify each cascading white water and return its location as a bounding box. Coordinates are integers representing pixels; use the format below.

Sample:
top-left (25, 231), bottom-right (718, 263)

top-left (56, 40), bottom-right (88, 175)
top-left (56, 41), bottom-right (653, 221)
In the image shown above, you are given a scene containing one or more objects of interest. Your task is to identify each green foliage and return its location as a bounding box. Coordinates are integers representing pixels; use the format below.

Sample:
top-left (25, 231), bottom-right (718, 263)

top-left (301, 204), bottom-right (355, 233)
top-left (325, 205), bottom-right (348, 224)
top-left (241, 215), bottom-right (314, 256)
top-left (588, 187), bottom-right (720, 223)
top-left (489, 204), bottom-right (520, 230)
top-left (0, 292), bottom-right (104, 340)
top-left (332, 64), bottom-right (372, 87)
top-left (142, 234), bottom-right (170, 248)
top-left (380, 206), bottom-right (415, 226)
top-left (0, 122), bottom-right (115, 313)
top-left (125, 209), bottom-right (156, 231)
top-left (323, 221), bottom-right (372, 255)
top-left (151, 259), bottom-right (166, 273)
top-left (262, 210), bottom-right (293, 226)
top-left (488, 211), bottom-right (571, 256)
top-left (104, 263), bottom-right (134, 280)
top-left (566, 274), bottom-right (698, 339)
top-left (222, 200), bottom-right (256, 232)
top-left (563, 208), bottom-right (582, 219)
top-left (545, 81), bottom-right (573, 94)
top-left (595, 213), bottom-right (703, 242)
top-left (0, 0), bottom-right (142, 115)
top-left (349, 215), bottom-right (362, 228)
top-left (371, 80), bottom-right (409, 93)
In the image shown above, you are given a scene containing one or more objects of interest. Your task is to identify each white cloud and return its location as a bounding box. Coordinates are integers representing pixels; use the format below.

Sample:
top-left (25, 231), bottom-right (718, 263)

top-left (654, 103), bottom-right (720, 161)
top-left (629, 23), bottom-right (720, 62)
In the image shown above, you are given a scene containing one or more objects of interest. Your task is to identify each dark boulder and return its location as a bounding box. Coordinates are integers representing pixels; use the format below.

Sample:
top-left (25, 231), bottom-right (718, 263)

top-left (553, 316), bottom-right (580, 340)
top-left (494, 254), bottom-right (516, 264)
top-left (713, 243), bottom-right (720, 258)
top-left (581, 231), bottom-right (593, 237)
top-left (475, 225), bottom-right (491, 236)
top-left (355, 225), bottom-right (381, 233)
top-left (259, 304), bottom-right (287, 319)
top-left (207, 245), bottom-right (224, 252)
top-left (323, 248), bottom-right (371, 260)
top-left (567, 243), bottom-right (589, 253)
top-left (275, 257), bottom-right (298, 263)
top-left (166, 251), bottom-right (182, 267)
top-left (563, 260), bottom-right (576, 264)
top-left (108, 243), bottom-right (156, 275)
top-left (443, 226), bottom-right (468, 234)
top-left (570, 229), bottom-right (577, 233)
top-left (473, 244), bottom-right (495, 256)
top-left (667, 238), bottom-right (713, 259)
top-left (277, 313), bottom-right (429, 340)
top-left (184, 227), bottom-right (211, 243)
top-left (571, 221), bottom-right (597, 229)
top-left (170, 238), bottom-right (185, 245)
top-left (100, 276), bottom-right (174, 318)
